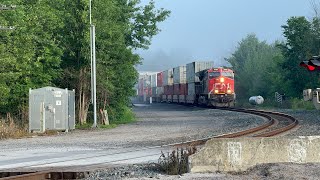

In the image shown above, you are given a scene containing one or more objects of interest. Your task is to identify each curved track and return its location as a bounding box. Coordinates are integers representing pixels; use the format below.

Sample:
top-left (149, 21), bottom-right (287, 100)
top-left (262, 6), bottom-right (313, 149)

top-left (1, 107), bottom-right (299, 179)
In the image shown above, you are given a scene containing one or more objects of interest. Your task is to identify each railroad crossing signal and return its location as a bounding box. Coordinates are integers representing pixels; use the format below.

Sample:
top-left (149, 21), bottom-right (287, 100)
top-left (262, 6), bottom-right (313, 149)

top-left (300, 56), bottom-right (320, 71)
top-left (275, 92), bottom-right (283, 104)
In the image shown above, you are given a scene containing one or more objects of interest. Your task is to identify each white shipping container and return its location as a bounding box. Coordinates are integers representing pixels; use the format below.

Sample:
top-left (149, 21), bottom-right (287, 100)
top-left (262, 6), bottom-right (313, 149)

top-left (187, 82), bottom-right (195, 95)
top-left (173, 66), bottom-right (186, 84)
top-left (156, 87), bottom-right (164, 96)
top-left (143, 75), bottom-right (151, 88)
top-left (186, 61), bottom-right (214, 83)
top-left (151, 74), bottom-right (157, 88)
top-left (152, 87), bottom-right (157, 97)
top-left (163, 69), bottom-right (174, 86)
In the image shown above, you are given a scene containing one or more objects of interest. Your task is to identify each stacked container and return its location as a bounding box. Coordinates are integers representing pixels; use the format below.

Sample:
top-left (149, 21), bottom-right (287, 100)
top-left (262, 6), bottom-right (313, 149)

top-left (150, 74), bottom-right (156, 102)
top-left (186, 61), bottom-right (214, 103)
top-left (156, 72), bottom-right (164, 102)
top-left (173, 66), bottom-right (186, 84)
top-left (173, 66), bottom-right (187, 103)
top-left (163, 69), bottom-right (174, 102)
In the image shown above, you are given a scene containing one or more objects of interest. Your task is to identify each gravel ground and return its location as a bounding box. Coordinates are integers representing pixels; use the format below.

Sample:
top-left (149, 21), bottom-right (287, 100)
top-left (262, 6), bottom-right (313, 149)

top-left (2, 103), bottom-right (320, 179)
top-left (84, 104), bottom-right (320, 180)
top-left (86, 163), bottom-right (320, 180)
top-left (0, 103), bottom-right (266, 151)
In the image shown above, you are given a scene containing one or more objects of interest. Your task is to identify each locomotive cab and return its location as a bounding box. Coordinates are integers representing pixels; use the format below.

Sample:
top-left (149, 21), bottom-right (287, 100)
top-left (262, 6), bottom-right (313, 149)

top-left (197, 68), bottom-right (235, 107)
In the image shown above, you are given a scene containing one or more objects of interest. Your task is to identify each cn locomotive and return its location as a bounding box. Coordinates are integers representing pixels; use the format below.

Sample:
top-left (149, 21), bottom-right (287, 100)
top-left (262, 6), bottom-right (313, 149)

top-left (137, 61), bottom-right (236, 107)
top-left (195, 67), bottom-right (235, 107)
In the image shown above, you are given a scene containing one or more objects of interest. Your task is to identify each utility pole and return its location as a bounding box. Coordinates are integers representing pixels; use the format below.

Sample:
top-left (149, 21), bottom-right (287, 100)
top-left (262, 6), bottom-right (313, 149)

top-left (89, 0), bottom-right (97, 128)
top-left (0, 4), bottom-right (16, 30)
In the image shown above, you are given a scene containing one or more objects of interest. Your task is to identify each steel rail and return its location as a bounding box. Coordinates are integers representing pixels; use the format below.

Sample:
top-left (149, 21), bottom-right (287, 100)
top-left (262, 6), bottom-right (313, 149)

top-left (215, 108), bottom-right (298, 138)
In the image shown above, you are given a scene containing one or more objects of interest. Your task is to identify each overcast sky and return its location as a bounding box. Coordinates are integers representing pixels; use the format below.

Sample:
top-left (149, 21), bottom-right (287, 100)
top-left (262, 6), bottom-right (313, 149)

top-left (136, 0), bottom-right (314, 72)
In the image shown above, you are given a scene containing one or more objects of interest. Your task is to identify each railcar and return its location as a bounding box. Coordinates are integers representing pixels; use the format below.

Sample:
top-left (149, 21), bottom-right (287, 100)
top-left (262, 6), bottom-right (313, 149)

top-left (191, 67), bottom-right (235, 107)
top-left (137, 63), bottom-right (236, 107)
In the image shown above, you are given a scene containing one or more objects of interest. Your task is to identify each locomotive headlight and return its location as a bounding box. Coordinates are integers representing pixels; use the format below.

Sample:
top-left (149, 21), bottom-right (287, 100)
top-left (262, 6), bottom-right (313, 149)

top-left (214, 89), bottom-right (219, 94)
top-left (220, 77), bottom-right (225, 83)
top-left (227, 89), bottom-right (232, 94)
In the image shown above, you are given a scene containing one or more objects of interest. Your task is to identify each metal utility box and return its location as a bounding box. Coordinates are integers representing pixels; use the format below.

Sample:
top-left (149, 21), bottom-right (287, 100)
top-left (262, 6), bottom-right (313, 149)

top-left (303, 89), bottom-right (313, 101)
top-left (29, 87), bottom-right (75, 133)
top-left (313, 89), bottom-right (320, 110)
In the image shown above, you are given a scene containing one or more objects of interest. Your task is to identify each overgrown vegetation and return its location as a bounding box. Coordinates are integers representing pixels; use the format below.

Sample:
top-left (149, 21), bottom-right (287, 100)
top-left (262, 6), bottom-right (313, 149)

top-left (0, 0), bottom-right (170, 133)
top-left (0, 119), bottom-right (28, 139)
top-left (158, 147), bottom-right (197, 175)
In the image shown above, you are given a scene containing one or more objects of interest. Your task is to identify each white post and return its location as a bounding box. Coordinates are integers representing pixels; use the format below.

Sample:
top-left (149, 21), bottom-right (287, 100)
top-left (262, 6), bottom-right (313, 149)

top-left (89, 0), bottom-right (97, 128)
top-left (92, 25), bottom-right (97, 127)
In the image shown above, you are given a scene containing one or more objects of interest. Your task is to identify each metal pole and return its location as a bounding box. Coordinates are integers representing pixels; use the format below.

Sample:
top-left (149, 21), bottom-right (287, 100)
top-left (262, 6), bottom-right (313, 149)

top-left (89, 0), bottom-right (97, 127)
top-left (92, 25), bottom-right (97, 127)
top-left (89, 0), bottom-right (92, 24)
top-left (90, 25), bottom-right (93, 103)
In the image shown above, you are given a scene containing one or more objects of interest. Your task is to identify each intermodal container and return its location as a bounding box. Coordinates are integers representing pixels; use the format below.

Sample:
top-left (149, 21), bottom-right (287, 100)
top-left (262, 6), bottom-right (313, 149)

top-left (164, 85), bottom-right (174, 95)
top-left (163, 69), bottom-right (174, 86)
top-left (173, 95), bottom-right (179, 103)
top-left (151, 74), bottom-right (157, 88)
top-left (173, 84), bottom-right (180, 95)
top-left (173, 66), bottom-right (186, 84)
top-left (179, 84), bottom-right (188, 95)
top-left (167, 95), bottom-right (173, 102)
top-left (156, 87), bottom-right (164, 96)
top-left (186, 61), bottom-right (214, 83)
top-left (157, 72), bottom-right (163, 87)
top-left (143, 75), bottom-right (151, 88)
top-left (152, 87), bottom-right (157, 97)
top-left (138, 79), bottom-right (144, 96)
top-left (187, 82), bottom-right (202, 95)
top-left (179, 95), bottom-right (186, 103)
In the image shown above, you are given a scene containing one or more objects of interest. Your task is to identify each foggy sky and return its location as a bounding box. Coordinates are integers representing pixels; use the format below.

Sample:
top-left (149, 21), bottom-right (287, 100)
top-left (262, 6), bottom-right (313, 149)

top-left (137, 0), bottom-right (314, 72)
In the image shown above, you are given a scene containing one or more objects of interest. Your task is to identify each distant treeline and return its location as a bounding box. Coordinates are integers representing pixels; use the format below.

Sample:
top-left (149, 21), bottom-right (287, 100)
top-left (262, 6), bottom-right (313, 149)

top-left (226, 15), bottom-right (320, 103)
top-left (0, 0), bottom-right (170, 125)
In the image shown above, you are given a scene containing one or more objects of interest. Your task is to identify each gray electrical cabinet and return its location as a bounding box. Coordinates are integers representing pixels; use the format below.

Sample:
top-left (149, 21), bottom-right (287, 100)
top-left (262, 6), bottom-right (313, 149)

top-left (29, 86), bottom-right (75, 133)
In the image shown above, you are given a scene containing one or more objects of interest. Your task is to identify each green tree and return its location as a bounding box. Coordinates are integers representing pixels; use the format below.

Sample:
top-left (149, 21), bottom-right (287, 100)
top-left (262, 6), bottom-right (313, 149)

top-left (279, 17), bottom-right (320, 97)
top-left (0, 0), bottom-right (63, 122)
top-left (226, 34), bottom-right (284, 101)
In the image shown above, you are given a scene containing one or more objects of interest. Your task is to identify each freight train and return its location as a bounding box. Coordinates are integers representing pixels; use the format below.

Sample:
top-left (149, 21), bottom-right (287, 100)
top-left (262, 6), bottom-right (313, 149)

top-left (137, 61), bottom-right (235, 107)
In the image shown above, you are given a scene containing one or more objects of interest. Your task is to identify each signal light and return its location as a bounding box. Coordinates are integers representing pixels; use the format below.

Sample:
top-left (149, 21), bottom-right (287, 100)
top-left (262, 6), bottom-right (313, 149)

top-left (300, 56), bottom-right (320, 71)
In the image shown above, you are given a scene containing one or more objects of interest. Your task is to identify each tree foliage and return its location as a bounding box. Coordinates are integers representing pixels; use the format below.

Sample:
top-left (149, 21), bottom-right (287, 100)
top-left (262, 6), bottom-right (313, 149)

top-left (279, 17), bottom-right (320, 97)
top-left (227, 15), bottom-right (320, 103)
top-left (226, 34), bottom-right (284, 100)
top-left (0, 0), bottom-right (170, 124)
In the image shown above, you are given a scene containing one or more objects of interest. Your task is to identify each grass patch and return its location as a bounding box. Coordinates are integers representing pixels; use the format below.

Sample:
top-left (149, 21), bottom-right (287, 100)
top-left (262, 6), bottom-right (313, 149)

top-left (99, 124), bottom-right (117, 129)
top-left (75, 123), bottom-right (94, 129)
top-left (290, 98), bottom-right (315, 110)
top-left (0, 120), bottom-right (28, 140)
top-left (236, 97), bottom-right (315, 110)
top-left (111, 107), bottom-right (136, 125)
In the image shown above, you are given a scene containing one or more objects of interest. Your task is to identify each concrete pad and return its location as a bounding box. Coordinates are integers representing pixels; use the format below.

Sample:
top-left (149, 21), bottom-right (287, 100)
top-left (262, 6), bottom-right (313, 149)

top-left (189, 136), bottom-right (320, 173)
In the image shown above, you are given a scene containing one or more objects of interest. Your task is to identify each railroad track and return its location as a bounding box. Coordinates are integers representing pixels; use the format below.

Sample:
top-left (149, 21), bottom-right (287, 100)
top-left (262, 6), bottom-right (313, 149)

top-left (0, 107), bottom-right (299, 180)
